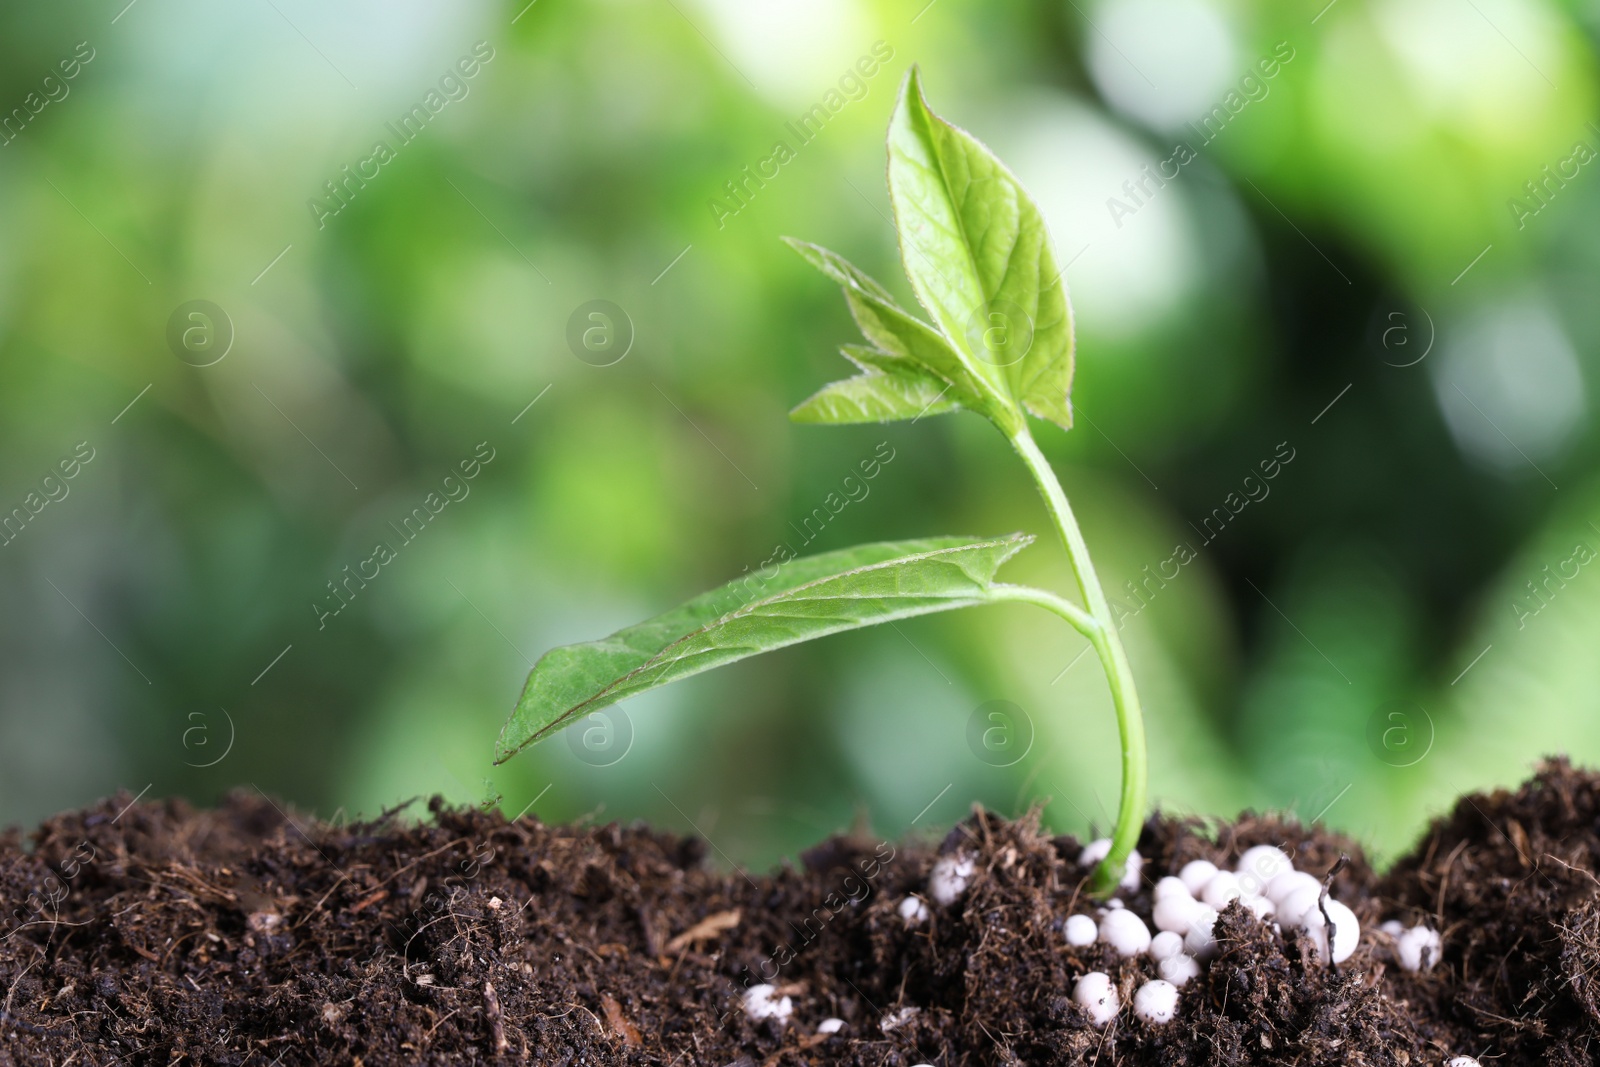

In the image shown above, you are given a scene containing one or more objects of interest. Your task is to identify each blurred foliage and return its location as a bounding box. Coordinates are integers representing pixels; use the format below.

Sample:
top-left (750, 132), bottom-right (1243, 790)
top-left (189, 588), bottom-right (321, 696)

top-left (2, 0), bottom-right (1599, 871)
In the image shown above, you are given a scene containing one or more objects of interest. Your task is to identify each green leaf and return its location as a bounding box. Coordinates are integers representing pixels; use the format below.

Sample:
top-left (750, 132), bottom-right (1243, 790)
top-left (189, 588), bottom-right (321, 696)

top-left (839, 291), bottom-right (989, 408)
top-left (781, 237), bottom-right (899, 306)
top-left (783, 238), bottom-right (991, 415)
top-left (886, 66), bottom-right (1075, 430)
top-left (497, 533), bottom-right (1033, 762)
top-left (792, 345), bottom-right (961, 424)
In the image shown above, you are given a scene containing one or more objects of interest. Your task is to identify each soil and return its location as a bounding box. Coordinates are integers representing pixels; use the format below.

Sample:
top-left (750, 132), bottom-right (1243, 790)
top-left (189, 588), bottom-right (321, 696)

top-left (2, 759), bottom-right (1597, 1066)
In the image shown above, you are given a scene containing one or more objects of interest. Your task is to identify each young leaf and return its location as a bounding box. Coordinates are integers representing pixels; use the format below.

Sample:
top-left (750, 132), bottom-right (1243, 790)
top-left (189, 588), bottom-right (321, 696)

top-left (783, 238), bottom-right (992, 416)
top-left (497, 533), bottom-right (1033, 763)
top-left (886, 66), bottom-right (1075, 430)
top-left (839, 289), bottom-right (989, 410)
top-left (781, 237), bottom-right (900, 306)
top-left (791, 345), bottom-right (960, 424)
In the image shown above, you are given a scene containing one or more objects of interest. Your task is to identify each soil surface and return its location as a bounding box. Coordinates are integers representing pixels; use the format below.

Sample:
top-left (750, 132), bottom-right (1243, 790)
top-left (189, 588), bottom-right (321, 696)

top-left (2, 759), bottom-right (1598, 1065)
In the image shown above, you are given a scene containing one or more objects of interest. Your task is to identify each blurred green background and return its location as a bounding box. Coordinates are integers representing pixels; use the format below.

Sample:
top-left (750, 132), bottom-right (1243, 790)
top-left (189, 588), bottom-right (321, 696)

top-left (2, 0), bottom-right (1599, 871)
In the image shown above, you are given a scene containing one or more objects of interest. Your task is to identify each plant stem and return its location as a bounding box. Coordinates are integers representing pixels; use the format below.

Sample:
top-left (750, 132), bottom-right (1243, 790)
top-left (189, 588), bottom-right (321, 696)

top-left (1006, 426), bottom-right (1148, 897)
top-left (988, 584), bottom-right (1098, 641)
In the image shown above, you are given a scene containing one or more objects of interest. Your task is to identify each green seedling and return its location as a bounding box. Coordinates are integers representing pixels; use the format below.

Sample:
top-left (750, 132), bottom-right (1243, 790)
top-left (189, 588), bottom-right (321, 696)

top-left (498, 67), bottom-right (1147, 897)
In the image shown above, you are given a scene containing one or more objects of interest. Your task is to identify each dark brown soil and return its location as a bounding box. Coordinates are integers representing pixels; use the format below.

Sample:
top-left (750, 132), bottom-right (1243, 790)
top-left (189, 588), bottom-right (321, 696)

top-left (2, 759), bottom-right (1597, 1065)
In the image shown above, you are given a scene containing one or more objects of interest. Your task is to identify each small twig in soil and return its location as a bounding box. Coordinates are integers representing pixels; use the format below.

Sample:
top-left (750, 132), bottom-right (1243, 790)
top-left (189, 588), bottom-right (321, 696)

top-left (348, 887), bottom-right (389, 913)
top-left (1543, 852), bottom-right (1600, 888)
top-left (484, 981), bottom-right (510, 1054)
top-left (376, 796), bottom-right (423, 826)
top-left (664, 908), bottom-right (740, 953)
top-left (1089, 1013), bottom-right (1117, 1066)
top-left (295, 873), bottom-right (351, 930)
top-left (637, 906), bottom-right (664, 957)
top-left (158, 929), bottom-right (208, 968)
top-left (1316, 853), bottom-right (1352, 968)
top-left (1435, 838), bottom-right (1470, 924)
top-left (422, 1008), bottom-right (459, 1042)
top-left (1, 917), bottom-right (59, 941)
top-left (2, 953), bottom-right (39, 1020)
